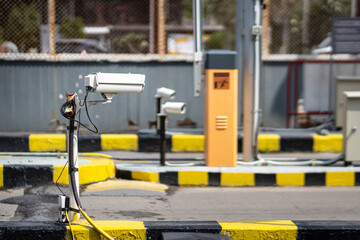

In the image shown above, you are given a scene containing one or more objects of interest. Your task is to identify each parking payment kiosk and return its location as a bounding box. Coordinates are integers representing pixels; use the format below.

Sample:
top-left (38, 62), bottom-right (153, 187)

top-left (205, 50), bottom-right (238, 167)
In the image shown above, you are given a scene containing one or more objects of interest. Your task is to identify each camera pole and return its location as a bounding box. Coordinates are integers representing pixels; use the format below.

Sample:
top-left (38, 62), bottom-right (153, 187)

top-left (66, 94), bottom-right (81, 222)
top-left (155, 96), bottom-right (162, 134)
top-left (157, 113), bottom-right (167, 166)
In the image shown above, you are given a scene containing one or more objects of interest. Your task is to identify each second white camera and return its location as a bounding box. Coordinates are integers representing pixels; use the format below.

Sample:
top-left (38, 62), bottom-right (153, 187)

top-left (162, 102), bottom-right (186, 114)
top-left (155, 87), bottom-right (176, 99)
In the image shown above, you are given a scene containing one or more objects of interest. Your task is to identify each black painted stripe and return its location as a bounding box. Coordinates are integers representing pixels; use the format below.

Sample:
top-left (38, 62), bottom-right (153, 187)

top-left (208, 172), bottom-right (221, 186)
top-left (138, 134), bottom-right (172, 152)
top-left (355, 172), bottom-right (360, 186)
top-left (255, 173), bottom-right (277, 186)
top-left (305, 173), bottom-right (326, 186)
top-left (144, 221), bottom-right (222, 240)
top-left (294, 220), bottom-right (360, 240)
top-left (3, 165), bottom-right (53, 188)
top-left (116, 170), bottom-right (132, 180)
top-left (237, 136), bottom-right (243, 153)
top-left (280, 135), bottom-right (313, 152)
top-left (78, 135), bottom-right (101, 152)
top-left (0, 135), bottom-right (30, 152)
top-left (0, 221), bottom-right (66, 239)
top-left (159, 172), bottom-right (178, 186)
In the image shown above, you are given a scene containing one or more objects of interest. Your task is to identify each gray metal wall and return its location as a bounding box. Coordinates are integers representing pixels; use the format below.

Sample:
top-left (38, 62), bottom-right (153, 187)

top-left (2, 60), bottom-right (353, 132)
top-left (0, 61), bottom-right (203, 132)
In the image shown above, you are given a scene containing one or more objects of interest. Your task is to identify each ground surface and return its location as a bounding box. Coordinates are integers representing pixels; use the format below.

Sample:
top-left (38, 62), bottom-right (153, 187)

top-left (1, 182), bottom-right (360, 222)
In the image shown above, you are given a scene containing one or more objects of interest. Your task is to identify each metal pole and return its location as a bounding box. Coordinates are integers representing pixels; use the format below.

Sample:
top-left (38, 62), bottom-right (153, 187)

top-left (262, 0), bottom-right (270, 57)
top-left (237, 0), bottom-right (256, 162)
top-left (253, 0), bottom-right (263, 157)
top-left (66, 95), bottom-right (80, 222)
top-left (67, 116), bottom-right (80, 221)
top-left (302, 0), bottom-right (310, 54)
top-left (158, 0), bottom-right (166, 57)
top-left (193, 0), bottom-right (203, 97)
top-left (48, 0), bottom-right (56, 55)
top-left (158, 114), bottom-right (166, 166)
top-left (352, 0), bottom-right (357, 17)
top-left (150, 0), bottom-right (158, 53)
top-left (156, 97), bottom-right (161, 134)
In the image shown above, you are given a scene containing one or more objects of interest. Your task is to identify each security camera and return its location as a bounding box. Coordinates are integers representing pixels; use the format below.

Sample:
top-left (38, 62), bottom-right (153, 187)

top-left (162, 102), bottom-right (186, 114)
top-left (155, 87), bottom-right (176, 99)
top-left (85, 72), bottom-right (145, 100)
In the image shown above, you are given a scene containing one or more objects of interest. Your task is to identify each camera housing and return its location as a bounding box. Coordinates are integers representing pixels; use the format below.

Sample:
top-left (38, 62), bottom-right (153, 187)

top-left (162, 102), bottom-right (186, 114)
top-left (155, 87), bottom-right (176, 99)
top-left (85, 72), bottom-right (145, 100)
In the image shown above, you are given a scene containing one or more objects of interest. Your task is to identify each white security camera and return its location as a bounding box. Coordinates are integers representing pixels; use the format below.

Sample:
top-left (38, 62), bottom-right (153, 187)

top-left (162, 102), bottom-right (186, 114)
top-left (155, 87), bottom-right (176, 99)
top-left (85, 72), bottom-right (145, 100)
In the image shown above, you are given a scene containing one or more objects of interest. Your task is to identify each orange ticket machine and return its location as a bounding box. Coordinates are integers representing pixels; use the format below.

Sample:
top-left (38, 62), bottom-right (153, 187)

top-left (205, 50), bottom-right (238, 167)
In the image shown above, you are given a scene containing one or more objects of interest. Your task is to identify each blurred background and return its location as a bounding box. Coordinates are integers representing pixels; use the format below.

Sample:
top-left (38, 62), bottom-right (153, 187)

top-left (0, 0), bottom-right (352, 56)
top-left (0, 0), bottom-right (359, 133)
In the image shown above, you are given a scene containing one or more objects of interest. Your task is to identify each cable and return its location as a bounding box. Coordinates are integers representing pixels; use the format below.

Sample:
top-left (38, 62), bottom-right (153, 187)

top-left (78, 207), bottom-right (114, 240)
top-left (237, 153), bottom-right (344, 166)
top-left (164, 162), bottom-right (203, 166)
top-left (67, 115), bottom-right (114, 240)
top-left (83, 89), bottom-right (98, 134)
top-left (60, 91), bottom-right (98, 134)
top-left (55, 160), bottom-right (68, 196)
top-left (65, 211), bottom-right (75, 240)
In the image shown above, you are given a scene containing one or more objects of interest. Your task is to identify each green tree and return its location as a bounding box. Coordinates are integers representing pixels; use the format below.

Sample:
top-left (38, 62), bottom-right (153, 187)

top-left (270, 0), bottom-right (351, 54)
top-left (59, 16), bottom-right (85, 39)
top-left (113, 33), bottom-right (149, 53)
top-left (203, 0), bottom-right (236, 50)
top-left (0, 27), bottom-right (4, 45)
top-left (183, 0), bottom-right (235, 50)
top-left (6, 3), bottom-right (40, 52)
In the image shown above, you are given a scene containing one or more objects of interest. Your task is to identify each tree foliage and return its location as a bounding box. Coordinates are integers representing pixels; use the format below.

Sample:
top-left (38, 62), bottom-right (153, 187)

top-left (6, 3), bottom-right (40, 51)
top-left (59, 16), bottom-right (85, 39)
top-left (270, 0), bottom-right (351, 54)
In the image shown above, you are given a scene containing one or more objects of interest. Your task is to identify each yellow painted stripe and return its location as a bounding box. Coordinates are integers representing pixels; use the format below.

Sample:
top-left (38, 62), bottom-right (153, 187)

top-left (313, 134), bottom-right (342, 152)
top-left (84, 179), bottom-right (167, 193)
top-left (221, 173), bottom-right (255, 186)
top-left (178, 171), bottom-right (208, 186)
top-left (29, 134), bottom-right (66, 152)
top-left (66, 220), bottom-right (146, 240)
top-left (101, 134), bottom-right (138, 151)
top-left (54, 158), bottom-right (115, 185)
top-left (0, 165), bottom-right (3, 188)
top-left (258, 134), bottom-right (280, 152)
top-left (276, 173), bottom-right (305, 186)
top-left (219, 220), bottom-right (297, 240)
top-left (326, 172), bottom-right (355, 186)
top-left (132, 171), bottom-right (159, 183)
top-left (81, 152), bottom-right (113, 159)
top-left (172, 135), bottom-right (204, 152)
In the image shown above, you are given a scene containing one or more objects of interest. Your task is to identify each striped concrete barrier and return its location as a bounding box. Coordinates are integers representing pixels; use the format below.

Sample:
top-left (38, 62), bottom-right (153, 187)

top-left (1, 220), bottom-right (360, 239)
top-left (116, 169), bottom-right (360, 187)
top-left (0, 157), bottom-right (115, 189)
top-left (0, 133), bottom-right (343, 153)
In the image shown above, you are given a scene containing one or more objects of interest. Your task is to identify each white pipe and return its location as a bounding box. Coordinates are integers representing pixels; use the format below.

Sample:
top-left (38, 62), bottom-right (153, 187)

top-left (238, 154), bottom-right (344, 166)
top-left (67, 95), bottom-right (81, 222)
top-left (193, 0), bottom-right (202, 97)
top-left (253, 0), bottom-right (262, 157)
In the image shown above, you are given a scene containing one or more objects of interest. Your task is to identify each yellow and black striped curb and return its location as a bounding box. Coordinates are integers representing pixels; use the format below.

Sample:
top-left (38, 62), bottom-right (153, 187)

top-left (0, 157), bottom-right (115, 189)
top-left (116, 169), bottom-right (360, 187)
top-left (0, 133), bottom-right (343, 153)
top-left (1, 220), bottom-right (360, 239)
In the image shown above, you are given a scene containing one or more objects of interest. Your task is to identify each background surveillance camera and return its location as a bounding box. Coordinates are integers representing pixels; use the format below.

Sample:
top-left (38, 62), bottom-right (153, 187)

top-left (162, 102), bottom-right (186, 114)
top-left (85, 72), bottom-right (145, 95)
top-left (155, 87), bottom-right (176, 99)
